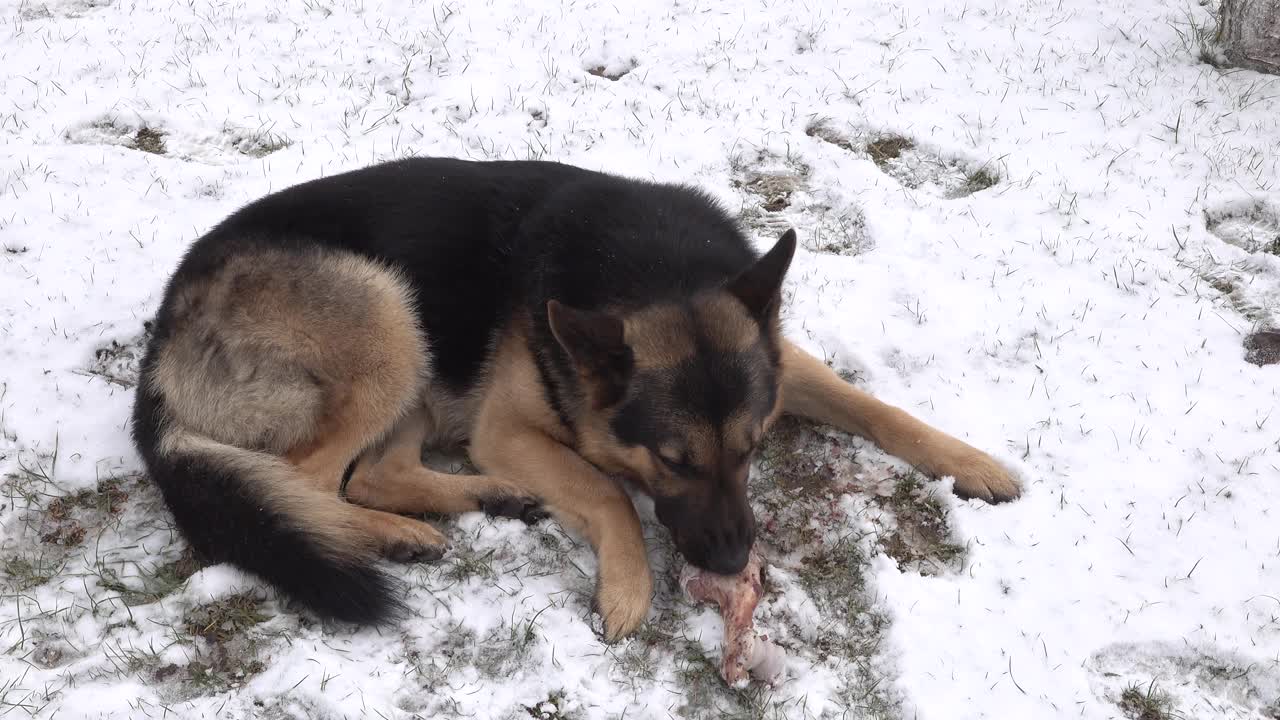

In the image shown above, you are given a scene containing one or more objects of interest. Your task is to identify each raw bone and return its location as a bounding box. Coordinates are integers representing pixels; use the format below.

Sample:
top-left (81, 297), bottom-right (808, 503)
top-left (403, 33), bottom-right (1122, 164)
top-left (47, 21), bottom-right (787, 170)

top-left (679, 547), bottom-right (786, 688)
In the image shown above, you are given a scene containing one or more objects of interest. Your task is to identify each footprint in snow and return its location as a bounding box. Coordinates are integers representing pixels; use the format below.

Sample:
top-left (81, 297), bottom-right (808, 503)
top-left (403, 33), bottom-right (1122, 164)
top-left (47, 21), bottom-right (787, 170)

top-left (806, 120), bottom-right (1000, 199)
top-left (1086, 641), bottom-right (1280, 720)
top-left (64, 115), bottom-right (291, 162)
top-left (82, 322), bottom-right (153, 388)
top-left (731, 148), bottom-right (873, 257)
top-left (1205, 198), bottom-right (1280, 256)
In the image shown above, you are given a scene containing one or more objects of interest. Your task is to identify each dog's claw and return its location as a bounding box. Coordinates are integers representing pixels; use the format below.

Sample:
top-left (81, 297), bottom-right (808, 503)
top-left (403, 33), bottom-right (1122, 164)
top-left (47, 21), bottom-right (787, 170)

top-left (386, 541), bottom-right (447, 564)
top-left (947, 451), bottom-right (1022, 503)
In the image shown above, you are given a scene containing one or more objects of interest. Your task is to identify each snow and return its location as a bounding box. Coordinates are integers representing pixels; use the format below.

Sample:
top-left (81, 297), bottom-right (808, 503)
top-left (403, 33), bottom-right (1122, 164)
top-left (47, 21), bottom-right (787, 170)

top-left (2, 0), bottom-right (1279, 718)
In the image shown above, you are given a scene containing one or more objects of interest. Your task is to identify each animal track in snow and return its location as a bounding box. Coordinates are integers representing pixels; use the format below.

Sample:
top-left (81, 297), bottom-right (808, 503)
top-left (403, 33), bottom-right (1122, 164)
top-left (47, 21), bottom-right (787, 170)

top-left (806, 121), bottom-right (999, 199)
top-left (83, 323), bottom-right (152, 388)
top-left (1244, 330), bottom-right (1280, 366)
top-left (1200, 198), bottom-right (1280, 361)
top-left (64, 115), bottom-right (291, 162)
top-left (731, 148), bottom-right (810, 213)
top-left (1086, 641), bottom-right (1280, 720)
top-left (731, 149), bottom-right (872, 257)
top-left (1206, 198), bottom-right (1280, 256)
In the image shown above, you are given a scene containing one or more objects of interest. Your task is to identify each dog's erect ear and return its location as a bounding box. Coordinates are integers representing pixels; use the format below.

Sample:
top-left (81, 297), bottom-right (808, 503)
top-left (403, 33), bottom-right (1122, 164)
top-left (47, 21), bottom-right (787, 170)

top-left (726, 229), bottom-right (797, 319)
top-left (547, 300), bottom-right (633, 406)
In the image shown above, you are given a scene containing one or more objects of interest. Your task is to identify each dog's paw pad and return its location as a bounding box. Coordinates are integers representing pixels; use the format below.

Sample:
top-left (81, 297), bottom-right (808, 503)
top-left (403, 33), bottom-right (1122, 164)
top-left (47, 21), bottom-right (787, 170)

top-left (479, 494), bottom-right (548, 525)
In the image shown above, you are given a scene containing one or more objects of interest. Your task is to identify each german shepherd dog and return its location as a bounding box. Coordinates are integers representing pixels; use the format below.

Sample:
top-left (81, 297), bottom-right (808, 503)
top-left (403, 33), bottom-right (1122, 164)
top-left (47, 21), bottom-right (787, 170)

top-left (131, 157), bottom-right (1020, 640)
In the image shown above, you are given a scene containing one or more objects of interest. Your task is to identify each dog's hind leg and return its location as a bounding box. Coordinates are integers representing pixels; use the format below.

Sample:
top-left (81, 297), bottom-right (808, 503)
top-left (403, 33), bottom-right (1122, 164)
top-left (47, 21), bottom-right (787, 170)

top-left (287, 409), bottom-right (453, 560)
top-left (779, 339), bottom-right (1022, 502)
top-left (344, 405), bottom-right (547, 523)
top-left (347, 504), bottom-right (448, 562)
top-left (156, 247), bottom-right (449, 561)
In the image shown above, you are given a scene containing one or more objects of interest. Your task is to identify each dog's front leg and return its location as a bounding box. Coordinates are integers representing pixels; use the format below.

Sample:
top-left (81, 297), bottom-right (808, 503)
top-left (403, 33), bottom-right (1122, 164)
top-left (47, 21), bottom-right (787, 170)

top-left (780, 340), bottom-right (1022, 502)
top-left (469, 421), bottom-right (653, 641)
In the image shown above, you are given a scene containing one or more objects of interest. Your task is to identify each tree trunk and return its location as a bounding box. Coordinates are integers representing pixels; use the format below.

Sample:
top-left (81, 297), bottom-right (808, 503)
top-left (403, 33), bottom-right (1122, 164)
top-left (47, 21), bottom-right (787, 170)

top-left (1216, 0), bottom-right (1280, 74)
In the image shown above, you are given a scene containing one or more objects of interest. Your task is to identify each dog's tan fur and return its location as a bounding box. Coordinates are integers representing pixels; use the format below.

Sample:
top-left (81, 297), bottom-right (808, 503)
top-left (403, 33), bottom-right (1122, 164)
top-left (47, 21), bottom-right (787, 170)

top-left (150, 249), bottom-right (450, 559)
top-left (779, 341), bottom-right (1020, 502)
top-left (468, 326), bottom-right (653, 640)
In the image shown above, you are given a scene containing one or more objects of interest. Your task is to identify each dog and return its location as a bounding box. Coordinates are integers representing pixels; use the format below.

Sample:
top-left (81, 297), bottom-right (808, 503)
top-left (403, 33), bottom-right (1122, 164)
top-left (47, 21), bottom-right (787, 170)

top-left (131, 157), bottom-right (1021, 641)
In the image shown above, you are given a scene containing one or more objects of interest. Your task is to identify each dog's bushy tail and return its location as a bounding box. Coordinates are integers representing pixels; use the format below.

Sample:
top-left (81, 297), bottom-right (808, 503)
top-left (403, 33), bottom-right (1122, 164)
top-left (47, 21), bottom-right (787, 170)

top-left (131, 384), bottom-right (403, 624)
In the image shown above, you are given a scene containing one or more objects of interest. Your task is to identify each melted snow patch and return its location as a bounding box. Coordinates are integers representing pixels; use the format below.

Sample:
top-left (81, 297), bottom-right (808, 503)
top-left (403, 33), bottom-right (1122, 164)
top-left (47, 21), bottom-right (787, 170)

top-left (1207, 198), bottom-right (1280, 255)
top-left (1087, 641), bottom-right (1280, 720)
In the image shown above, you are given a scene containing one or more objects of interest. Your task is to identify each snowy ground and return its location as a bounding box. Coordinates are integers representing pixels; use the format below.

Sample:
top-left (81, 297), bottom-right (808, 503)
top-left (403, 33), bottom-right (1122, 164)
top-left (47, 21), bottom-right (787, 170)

top-left (2, 0), bottom-right (1279, 718)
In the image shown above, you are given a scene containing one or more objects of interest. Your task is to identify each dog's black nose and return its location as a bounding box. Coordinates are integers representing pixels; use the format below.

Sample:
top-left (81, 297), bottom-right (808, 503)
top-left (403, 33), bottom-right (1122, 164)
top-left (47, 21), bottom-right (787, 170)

top-left (701, 542), bottom-right (751, 576)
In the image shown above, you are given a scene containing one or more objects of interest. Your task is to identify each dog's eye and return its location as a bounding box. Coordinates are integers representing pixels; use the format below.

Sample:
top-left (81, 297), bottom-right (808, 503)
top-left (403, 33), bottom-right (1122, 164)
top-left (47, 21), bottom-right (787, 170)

top-left (656, 451), bottom-right (692, 474)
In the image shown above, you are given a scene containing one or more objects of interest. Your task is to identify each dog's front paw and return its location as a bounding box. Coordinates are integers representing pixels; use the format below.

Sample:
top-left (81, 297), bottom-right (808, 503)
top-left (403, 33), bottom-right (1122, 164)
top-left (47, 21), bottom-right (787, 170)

top-left (946, 450), bottom-right (1022, 504)
top-left (594, 556), bottom-right (653, 642)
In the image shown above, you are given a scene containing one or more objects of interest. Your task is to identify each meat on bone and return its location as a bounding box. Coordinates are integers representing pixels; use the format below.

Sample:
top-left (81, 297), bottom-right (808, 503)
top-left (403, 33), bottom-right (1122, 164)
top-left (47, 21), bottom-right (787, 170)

top-left (679, 546), bottom-right (786, 688)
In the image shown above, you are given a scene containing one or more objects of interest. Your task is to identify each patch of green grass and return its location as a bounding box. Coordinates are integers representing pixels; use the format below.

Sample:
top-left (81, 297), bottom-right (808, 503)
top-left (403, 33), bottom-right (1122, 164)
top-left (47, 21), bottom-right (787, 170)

top-left (875, 473), bottom-right (967, 575)
top-left (18, 4), bottom-right (53, 20)
top-left (748, 415), bottom-right (903, 716)
top-left (853, 133), bottom-right (1000, 198)
top-left (756, 416), bottom-right (841, 502)
top-left (132, 127), bottom-right (167, 155)
top-left (609, 611), bottom-right (676, 681)
top-left (403, 624), bottom-right (478, 692)
top-left (184, 592), bottom-right (268, 643)
top-left (805, 119), bottom-right (856, 151)
top-left (672, 644), bottom-right (772, 720)
top-left (740, 172), bottom-right (799, 212)
top-left (137, 592), bottom-right (275, 694)
top-left (1118, 680), bottom-right (1180, 720)
top-left (1205, 274), bottom-right (1236, 295)
top-left (96, 548), bottom-right (201, 606)
top-left (809, 206), bottom-right (873, 256)
top-left (586, 62), bottom-right (633, 81)
top-left (152, 548), bottom-right (203, 591)
top-left (1170, 5), bottom-right (1228, 68)
top-left (48, 475), bottom-right (133, 518)
top-left (959, 166), bottom-right (1000, 196)
top-left (2, 553), bottom-right (65, 591)
top-left (2, 470), bottom-right (153, 594)
top-left (442, 546), bottom-right (498, 584)
top-left (794, 530), bottom-right (903, 719)
top-left (524, 690), bottom-right (575, 719)
top-left (34, 475), bottom-right (143, 557)
top-left (225, 126), bottom-right (293, 158)
top-left (39, 520), bottom-right (86, 547)
top-left (797, 534), bottom-right (869, 609)
top-left (474, 609), bottom-right (549, 677)
top-left (182, 649), bottom-right (267, 693)
top-left (1244, 330), bottom-right (1280, 367)
top-left (865, 135), bottom-right (914, 169)
top-left (100, 640), bottom-right (169, 677)
top-left (730, 149), bottom-right (812, 220)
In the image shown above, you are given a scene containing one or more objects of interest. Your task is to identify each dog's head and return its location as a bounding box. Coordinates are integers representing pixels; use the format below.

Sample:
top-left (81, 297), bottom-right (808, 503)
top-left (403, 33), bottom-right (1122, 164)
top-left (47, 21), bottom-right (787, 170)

top-left (550, 230), bottom-right (796, 575)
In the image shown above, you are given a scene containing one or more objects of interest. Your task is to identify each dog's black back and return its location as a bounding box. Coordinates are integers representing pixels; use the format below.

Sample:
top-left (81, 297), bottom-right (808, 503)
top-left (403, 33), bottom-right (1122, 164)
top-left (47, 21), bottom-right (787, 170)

top-left (171, 158), bottom-right (760, 401)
